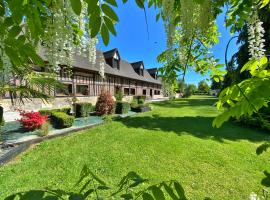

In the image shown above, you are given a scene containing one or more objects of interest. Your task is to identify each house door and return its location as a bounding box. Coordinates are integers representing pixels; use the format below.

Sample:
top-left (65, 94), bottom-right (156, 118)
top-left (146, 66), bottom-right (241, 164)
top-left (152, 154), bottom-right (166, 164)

top-left (150, 89), bottom-right (153, 97)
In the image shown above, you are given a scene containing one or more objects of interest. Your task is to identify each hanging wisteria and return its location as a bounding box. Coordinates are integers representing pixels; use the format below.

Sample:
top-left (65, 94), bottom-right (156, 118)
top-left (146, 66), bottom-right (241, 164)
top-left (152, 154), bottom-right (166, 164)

top-left (247, 10), bottom-right (266, 60)
top-left (41, 0), bottom-right (98, 73)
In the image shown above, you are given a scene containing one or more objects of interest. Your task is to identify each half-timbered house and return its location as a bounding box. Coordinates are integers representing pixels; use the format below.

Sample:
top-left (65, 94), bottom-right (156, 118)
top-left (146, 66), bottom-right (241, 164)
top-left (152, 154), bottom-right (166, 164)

top-left (2, 48), bottom-right (163, 111)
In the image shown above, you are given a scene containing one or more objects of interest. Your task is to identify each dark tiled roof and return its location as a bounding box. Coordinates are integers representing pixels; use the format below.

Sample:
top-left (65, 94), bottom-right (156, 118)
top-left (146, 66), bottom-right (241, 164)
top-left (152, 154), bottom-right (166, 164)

top-left (38, 48), bottom-right (161, 85)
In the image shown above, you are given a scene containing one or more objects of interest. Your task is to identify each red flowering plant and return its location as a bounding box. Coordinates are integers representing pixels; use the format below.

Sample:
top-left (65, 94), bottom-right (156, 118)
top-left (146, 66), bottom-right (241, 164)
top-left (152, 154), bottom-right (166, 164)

top-left (17, 110), bottom-right (48, 131)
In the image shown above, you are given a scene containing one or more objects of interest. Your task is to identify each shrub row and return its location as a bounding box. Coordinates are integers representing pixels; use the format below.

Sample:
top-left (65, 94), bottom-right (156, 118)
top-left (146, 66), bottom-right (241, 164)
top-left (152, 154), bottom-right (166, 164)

top-left (51, 112), bottom-right (74, 129)
top-left (39, 107), bottom-right (71, 117)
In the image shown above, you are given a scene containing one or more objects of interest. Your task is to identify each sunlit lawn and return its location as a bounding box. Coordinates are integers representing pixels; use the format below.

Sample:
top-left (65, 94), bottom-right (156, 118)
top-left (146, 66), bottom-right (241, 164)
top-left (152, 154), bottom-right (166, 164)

top-left (0, 95), bottom-right (270, 199)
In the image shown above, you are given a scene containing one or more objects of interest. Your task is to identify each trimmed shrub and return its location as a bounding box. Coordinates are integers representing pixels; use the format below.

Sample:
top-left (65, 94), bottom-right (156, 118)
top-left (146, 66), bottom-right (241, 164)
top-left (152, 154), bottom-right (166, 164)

top-left (51, 112), bottom-right (74, 129)
top-left (96, 90), bottom-right (115, 116)
top-left (17, 110), bottom-right (48, 131)
top-left (132, 96), bottom-right (146, 106)
top-left (115, 101), bottom-right (130, 114)
top-left (0, 106), bottom-right (4, 126)
top-left (74, 103), bottom-right (93, 118)
top-left (39, 107), bottom-right (71, 117)
top-left (38, 121), bottom-right (50, 137)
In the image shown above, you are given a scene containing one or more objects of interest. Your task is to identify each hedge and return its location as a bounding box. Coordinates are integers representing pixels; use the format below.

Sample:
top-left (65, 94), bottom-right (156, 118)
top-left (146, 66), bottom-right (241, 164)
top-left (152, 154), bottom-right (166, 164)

top-left (74, 103), bottom-right (93, 117)
top-left (115, 101), bottom-right (130, 114)
top-left (39, 107), bottom-right (71, 117)
top-left (51, 112), bottom-right (74, 129)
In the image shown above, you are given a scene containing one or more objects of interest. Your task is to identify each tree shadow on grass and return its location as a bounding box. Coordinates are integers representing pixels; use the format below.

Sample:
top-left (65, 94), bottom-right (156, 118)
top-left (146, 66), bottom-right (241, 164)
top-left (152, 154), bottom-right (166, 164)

top-left (120, 115), bottom-right (270, 143)
top-left (152, 98), bottom-right (218, 109)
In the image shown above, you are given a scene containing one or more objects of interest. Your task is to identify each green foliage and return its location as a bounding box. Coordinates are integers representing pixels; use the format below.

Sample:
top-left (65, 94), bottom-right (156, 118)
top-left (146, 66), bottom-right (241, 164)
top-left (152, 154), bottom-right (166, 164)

top-left (198, 80), bottom-right (210, 94)
top-left (184, 84), bottom-right (197, 98)
top-left (74, 103), bottom-right (93, 118)
top-left (51, 111), bottom-right (74, 129)
top-left (38, 121), bottom-right (50, 137)
top-left (132, 96), bottom-right (146, 106)
top-left (115, 89), bottom-right (124, 101)
top-left (39, 107), bottom-right (71, 117)
top-left (213, 56), bottom-right (270, 128)
top-left (115, 101), bottom-right (130, 114)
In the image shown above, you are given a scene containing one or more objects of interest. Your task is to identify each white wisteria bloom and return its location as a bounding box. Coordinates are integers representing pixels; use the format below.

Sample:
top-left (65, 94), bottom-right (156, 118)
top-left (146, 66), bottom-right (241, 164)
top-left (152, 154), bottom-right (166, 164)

top-left (88, 38), bottom-right (98, 65)
top-left (99, 53), bottom-right (105, 79)
top-left (247, 11), bottom-right (266, 60)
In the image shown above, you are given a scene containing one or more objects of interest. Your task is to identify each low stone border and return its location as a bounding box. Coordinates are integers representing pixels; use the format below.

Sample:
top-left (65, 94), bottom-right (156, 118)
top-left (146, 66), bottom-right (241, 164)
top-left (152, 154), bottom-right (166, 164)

top-left (0, 143), bottom-right (30, 165)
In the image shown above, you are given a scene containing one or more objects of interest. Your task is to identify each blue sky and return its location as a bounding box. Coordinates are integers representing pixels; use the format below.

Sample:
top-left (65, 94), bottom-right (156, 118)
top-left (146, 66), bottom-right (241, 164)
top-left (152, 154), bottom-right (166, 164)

top-left (100, 1), bottom-right (238, 85)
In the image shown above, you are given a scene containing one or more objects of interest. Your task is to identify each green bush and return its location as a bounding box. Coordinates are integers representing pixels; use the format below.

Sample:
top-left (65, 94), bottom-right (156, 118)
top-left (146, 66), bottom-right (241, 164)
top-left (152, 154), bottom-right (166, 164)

top-left (51, 112), bottom-right (74, 129)
top-left (0, 106), bottom-right (4, 126)
top-left (115, 89), bottom-right (123, 101)
top-left (115, 101), bottom-right (130, 114)
top-left (39, 107), bottom-right (71, 117)
top-left (38, 121), bottom-right (50, 137)
top-left (132, 96), bottom-right (146, 106)
top-left (74, 103), bottom-right (93, 117)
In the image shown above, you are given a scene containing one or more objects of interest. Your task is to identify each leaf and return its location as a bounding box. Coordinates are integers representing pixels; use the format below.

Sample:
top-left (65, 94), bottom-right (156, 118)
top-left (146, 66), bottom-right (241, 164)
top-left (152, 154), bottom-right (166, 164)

top-left (240, 59), bottom-right (258, 73)
top-left (101, 24), bottom-right (110, 46)
top-left (135, 0), bottom-right (145, 9)
top-left (8, 25), bottom-right (22, 38)
top-left (156, 13), bottom-right (160, 22)
top-left (70, 0), bottom-right (81, 15)
top-left (104, 0), bottom-right (118, 7)
top-left (142, 193), bottom-right (154, 200)
top-left (86, 0), bottom-right (99, 13)
top-left (151, 186), bottom-right (165, 200)
top-left (89, 16), bottom-right (101, 38)
top-left (260, 0), bottom-right (270, 8)
top-left (104, 16), bottom-right (117, 36)
top-left (101, 4), bottom-right (119, 22)
top-left (256, 143), bottom-right (270, 155)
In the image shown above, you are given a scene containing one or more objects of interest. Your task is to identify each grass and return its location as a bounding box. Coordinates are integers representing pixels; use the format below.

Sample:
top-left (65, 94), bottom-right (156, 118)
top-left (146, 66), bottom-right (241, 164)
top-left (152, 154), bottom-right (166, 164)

top-left (0, 95), bottom-right (270, 199)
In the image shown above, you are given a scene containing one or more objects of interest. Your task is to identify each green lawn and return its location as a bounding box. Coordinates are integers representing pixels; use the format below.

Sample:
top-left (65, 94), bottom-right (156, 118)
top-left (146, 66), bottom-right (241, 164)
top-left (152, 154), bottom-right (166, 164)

top-left (0, 96), bottom-right (270, 199)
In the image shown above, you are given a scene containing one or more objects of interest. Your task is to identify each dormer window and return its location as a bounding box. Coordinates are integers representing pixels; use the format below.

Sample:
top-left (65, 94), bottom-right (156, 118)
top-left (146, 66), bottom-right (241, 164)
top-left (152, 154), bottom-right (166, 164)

top-left (103, 48), bottom-right (121, 70)
top-left (131, 61), bottom-right (145, 76)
